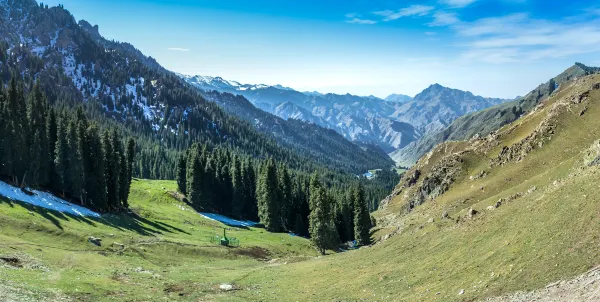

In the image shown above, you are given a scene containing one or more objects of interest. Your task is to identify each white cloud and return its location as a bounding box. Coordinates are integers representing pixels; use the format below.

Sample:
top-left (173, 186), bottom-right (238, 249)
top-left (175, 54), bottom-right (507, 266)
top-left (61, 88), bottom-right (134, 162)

top-left (440, 0), bottom-right (478, 8)
top-left (454, 13), bottom-right (600, 63)
top-left (374, 5), bottom-right (435, 21)
top-left (346, 18), bottom-right (377, 25)
top-left (428, 12), bottom-right (461, 26)
top-left (425, 31), bottom-right (437, 36)
top-left (168, 48), bottom-right (191, 52)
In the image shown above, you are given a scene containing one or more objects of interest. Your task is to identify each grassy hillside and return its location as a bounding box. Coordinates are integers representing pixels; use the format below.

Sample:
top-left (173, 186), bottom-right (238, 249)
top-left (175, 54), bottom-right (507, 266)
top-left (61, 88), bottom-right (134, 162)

top-left (0, 179), bottom-right (316, 301)
top-left (216, 74), bottom-right (600, 301)
top-left (3, 74), bottom-right (600, 301)
top-left (392, 63), bottom-right (600, 167)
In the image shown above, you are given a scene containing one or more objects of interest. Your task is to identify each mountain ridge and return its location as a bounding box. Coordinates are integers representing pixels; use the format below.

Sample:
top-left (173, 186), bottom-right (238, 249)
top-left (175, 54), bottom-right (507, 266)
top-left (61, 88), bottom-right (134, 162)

top-left (181, 74), bottom-right (511, 153)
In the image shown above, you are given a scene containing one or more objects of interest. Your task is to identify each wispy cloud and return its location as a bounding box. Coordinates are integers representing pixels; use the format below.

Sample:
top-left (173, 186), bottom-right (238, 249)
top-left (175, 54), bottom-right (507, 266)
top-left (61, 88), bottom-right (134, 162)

top-left (425, 31), bottom-right (437, 36)
top-left (168, 48), bottom-right (191, 52)
top-left (346, 17), bottom-right (377, 25)
top-left (440, 0), bottom-right (478, 8)
top-left (452, 13), bottom-right (600, 63)
top-left (428, 12), bottom-right (461, 26)
top-left (374, 5), bottom-right (435, 21)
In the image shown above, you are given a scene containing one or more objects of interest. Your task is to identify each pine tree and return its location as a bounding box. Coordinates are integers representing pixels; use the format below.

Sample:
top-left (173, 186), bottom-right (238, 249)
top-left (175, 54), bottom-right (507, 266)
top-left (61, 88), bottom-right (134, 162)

top-left (54, 117), bottom-right (69, 195)
top-left (46, 108), bottom-right (58, 189)
top-left (242, 159), bottom-right (258, 221)
top-left (257, 159), bottom-right (282, 232)
top-left (308, 174), bottom-right (336, 254)
top-left (121, 138), bottom-right (135, 209)
top-left (176, 152), bottom-right (187, 194)
top-left (67, 119), bottom-right (84, 203)
top-left (230, 155), bottom-right (244, 218)
top-left (277, 164), bottom-right (293, 230)
top-left (353, 183), bottom-right (371, 246)
top-left (102, 130), bottom-right (119, 211)
top-left (83, 126), bottom-right (107, 210)
top-left (186, 145), bottom-right (203, 207)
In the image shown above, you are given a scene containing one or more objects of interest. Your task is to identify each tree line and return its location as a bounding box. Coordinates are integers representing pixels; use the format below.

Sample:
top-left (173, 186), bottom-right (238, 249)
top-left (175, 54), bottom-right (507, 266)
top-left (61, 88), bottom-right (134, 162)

top-left (177, 143), bottom-right (373, 254)
top-left (0, 75), bottom-right (135, 213)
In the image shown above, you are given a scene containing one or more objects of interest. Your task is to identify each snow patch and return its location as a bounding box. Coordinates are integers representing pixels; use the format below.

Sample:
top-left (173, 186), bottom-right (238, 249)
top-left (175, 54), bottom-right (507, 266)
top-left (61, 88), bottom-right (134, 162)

top-left (199, 212), bottom-right (258, 228)
top-left (0, 180), bottom-right (100, 218)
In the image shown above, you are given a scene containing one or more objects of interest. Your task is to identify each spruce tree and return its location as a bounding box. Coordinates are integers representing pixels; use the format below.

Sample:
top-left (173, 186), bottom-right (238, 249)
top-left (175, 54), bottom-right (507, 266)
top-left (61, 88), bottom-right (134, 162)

top-left (257, 159), bottom-right (282, 232)
top-left (83, 126), bottom-right (107, 210)
top-left (102, 130), bottom-right (119, 211)
top-left (277, 164), bottom-right (293, 230)
top-left (230, 156), bottom-right (244, 218)
top-left (308, 174), bottom-right (335, 254)
top-left (121, 138), bottom-right (135, 209)
top-left (186, 145), bottom-right (203, 207)
top-left (67, 119), bottom-right (84, 203)
top-left (176, 152), bottom-right (187, 194)
top-left (46, 108), bottom-right (58, 189)
top-left (54, 117), bottom-right (69, 195)
top-left (242, 160), bottom-right (258, 221)
top-left (353, 183), bottom-right (371, 246)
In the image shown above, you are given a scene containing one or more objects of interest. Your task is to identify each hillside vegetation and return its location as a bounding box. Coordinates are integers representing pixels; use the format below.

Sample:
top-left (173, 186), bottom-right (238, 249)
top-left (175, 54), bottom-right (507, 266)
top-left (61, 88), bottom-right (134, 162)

top-left (392, 63), bottom-right (600, 167)
top-left (0, 179), bottom-right (317, 301)
top-left (212, 73), bottom-right (600, 301)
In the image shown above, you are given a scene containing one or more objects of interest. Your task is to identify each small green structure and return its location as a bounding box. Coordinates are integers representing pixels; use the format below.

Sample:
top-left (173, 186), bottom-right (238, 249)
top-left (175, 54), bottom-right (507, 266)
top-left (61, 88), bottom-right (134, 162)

top-left (220, 228), bottom-right (230, 246)
top-left (209, 228), bottom-right (240, 247)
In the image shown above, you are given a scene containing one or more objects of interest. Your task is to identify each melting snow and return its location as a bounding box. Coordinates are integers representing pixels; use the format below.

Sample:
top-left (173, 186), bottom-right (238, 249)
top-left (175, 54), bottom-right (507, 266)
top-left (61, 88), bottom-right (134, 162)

top-left (0, 180), bottom-right (101, 218)
top-left (199, 213), bottom-right (258, 228)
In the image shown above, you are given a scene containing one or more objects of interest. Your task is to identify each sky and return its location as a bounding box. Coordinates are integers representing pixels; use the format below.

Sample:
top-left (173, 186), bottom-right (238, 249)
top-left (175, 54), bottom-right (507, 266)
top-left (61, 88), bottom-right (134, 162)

top-left (42, 0), bottom-right (600, 99)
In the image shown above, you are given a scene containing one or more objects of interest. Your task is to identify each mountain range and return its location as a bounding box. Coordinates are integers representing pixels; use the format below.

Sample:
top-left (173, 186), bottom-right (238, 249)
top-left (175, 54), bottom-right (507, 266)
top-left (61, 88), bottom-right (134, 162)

top-left (181, 74), bottom-right (511, 154)
top-left (0, 0), bottom-right (393, 175)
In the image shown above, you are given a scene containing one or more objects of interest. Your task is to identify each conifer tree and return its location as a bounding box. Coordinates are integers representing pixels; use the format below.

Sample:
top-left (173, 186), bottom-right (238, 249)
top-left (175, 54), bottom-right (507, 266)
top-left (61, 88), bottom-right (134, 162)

top-left (230, 155), bottom-right (244, 218)
top-left (186, 145), bottom-right (203, 207)
top-left (308, 174), bottom-right (336, 254)
top-left (257, 159), bottom-right (282, 232)
top-left (176, 152), bottom-right (187, 194)
top-left (277, 164), bottom-right (293, 230)
top-left (123, 138), bottom-right (136, 208)
top-left (242, 160), bottom-right (258, 221)
top-left (353, 183), bottom-right (371, 246)
top-left (83, 126), bottom-right (107, 209)
top-left (67, 119), bottom-right (84, 203)
top-left (46, 108), bottom-right (58, 188)
top-left (102, 130), bottom-right (119, 211)
top-left (54, 117), bottom-right (69, 195)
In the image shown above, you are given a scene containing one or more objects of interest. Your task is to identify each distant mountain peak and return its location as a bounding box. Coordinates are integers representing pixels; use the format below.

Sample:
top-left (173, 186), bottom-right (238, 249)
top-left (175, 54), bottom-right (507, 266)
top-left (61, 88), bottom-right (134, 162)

top-left (78, 20), bottom-right (100, 40)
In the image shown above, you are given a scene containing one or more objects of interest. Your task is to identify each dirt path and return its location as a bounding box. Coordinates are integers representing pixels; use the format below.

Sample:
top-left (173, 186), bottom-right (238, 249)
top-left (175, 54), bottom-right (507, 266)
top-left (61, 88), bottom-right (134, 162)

top-left (486, 266), bottom-right (600, 302)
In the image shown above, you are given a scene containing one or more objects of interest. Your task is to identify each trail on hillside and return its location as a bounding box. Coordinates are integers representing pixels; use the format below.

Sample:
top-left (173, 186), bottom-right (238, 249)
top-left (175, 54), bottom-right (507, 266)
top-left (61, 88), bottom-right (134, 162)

top-left (486, 267), bottom-right (600, 302)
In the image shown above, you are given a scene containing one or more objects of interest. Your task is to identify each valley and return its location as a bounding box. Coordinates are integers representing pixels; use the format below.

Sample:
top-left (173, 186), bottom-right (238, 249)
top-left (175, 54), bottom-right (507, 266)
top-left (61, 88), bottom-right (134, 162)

top-left (1, 0), bottom-right (600, 301)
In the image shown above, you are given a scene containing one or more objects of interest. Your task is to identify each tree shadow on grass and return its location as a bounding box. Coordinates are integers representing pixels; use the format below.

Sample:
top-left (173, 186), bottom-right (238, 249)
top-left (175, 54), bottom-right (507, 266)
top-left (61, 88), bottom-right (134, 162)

top-left (0, 197), bottom-right (190, 236)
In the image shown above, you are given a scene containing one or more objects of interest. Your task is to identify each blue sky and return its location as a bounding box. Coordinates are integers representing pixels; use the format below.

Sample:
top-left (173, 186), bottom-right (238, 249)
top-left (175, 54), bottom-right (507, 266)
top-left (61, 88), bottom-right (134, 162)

top-left (43, 0), bottom-right (600, 98)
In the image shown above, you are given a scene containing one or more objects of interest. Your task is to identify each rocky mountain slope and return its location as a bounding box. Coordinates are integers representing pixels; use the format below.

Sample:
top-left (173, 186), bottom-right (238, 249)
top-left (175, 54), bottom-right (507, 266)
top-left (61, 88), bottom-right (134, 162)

top-left (182, 74), bottom-right (510, 153)
top-left (391, 63), bottom-right (600, 167)
top-left (0, 0), bottom-right (393, 173)
top-left (236, 71), bottom-right (600, 301)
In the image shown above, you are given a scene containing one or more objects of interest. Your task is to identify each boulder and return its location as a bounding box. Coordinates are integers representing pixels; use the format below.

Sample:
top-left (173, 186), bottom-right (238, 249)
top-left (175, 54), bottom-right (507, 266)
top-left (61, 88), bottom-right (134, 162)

top-left (220, 284), bottom-right (235, 291)
top-left (441, 211), bottom-right (449, 219)
top-left (468, 208), bottom-right (478, 218)
top-left (88, 236), bottom-right (102, 247)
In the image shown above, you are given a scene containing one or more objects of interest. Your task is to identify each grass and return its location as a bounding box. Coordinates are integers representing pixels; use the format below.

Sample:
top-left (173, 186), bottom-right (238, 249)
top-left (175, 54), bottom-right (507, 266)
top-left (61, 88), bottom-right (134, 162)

top-left (216, 75), bottom-right (600, 301)
top-left (2, 75), bottom-right (600, 301)
top-left (0, 179), bottom-right (317, 301)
